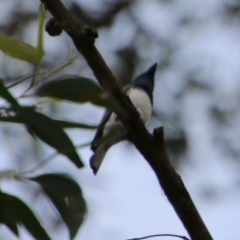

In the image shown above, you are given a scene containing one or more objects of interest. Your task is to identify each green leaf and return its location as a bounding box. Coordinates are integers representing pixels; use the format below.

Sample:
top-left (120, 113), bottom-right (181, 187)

top-left (0, 216), bottom-right (18, 237)
top-left (54, 119), bottom-right (98, 129)
top-left (0, 5), bottom-right (44, 65)
top-left (0, 115), bottom-right (97, 129)
top-left (0, 34), bottom-right (39, 64)
top-left (0, 169), bottom-right (16, 179)
top-left (13, 107), bottom-right (83, 168)
top-left (0, 191), bottom-right (51, 240)
top-left (0, 80), bottom-right (19, 105)
top-left (36, 76), bottom-right (120, 110)
top-left (30, 174), bottom-right (86, 240)
top-left (36, 4), bottom-right (45, 64)
top-left (0, 115), bottom-right (25, 124)
top-left (0, 194), bottom-right (18, 237)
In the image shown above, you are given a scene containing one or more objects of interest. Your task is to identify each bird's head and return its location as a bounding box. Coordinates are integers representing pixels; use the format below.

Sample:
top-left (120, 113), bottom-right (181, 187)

top-left (133, 63), bottom-right (157, 94)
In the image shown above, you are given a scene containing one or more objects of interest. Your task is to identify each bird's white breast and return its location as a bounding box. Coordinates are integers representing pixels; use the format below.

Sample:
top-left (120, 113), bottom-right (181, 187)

top-left (127, 88), bottom-right (152, 124)
top-left (103, 88), bottom-right (152, 135)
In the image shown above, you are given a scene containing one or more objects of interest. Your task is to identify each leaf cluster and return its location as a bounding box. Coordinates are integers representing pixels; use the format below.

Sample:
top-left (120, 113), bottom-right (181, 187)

top-left (0, 4), bottom-right (120, 239)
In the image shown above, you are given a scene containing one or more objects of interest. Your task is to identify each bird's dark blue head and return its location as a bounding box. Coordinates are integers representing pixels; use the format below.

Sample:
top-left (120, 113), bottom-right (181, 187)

top-left (132, 63), bottom-right (157, 103)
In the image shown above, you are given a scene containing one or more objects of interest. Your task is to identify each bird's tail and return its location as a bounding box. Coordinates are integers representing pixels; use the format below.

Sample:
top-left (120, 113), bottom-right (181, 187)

top-left (90, 132), bottom-right (127, 174)
top-left (90, 145), bottom-right (109, 174)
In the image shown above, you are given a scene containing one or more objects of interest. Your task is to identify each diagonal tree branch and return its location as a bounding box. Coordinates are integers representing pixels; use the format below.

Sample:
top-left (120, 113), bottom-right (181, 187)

top-left (39, 1), bottom-right (214, 239)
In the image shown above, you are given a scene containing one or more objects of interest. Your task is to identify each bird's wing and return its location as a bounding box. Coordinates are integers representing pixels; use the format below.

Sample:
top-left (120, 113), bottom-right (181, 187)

top-left (90, 109), bottom-right (112, 151)
top-left (91, 84), bottom-right (131, 151)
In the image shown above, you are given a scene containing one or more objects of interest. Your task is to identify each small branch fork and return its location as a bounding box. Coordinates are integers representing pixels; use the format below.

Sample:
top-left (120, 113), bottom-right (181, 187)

top-left (39, 1), bottom-right (214, 240)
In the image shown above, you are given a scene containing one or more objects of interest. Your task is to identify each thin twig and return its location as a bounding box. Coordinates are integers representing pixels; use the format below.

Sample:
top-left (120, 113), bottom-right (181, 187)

top-left (15, 151), bottom-right (58, 177)
top-left (21, 64), bottom-right (40, 96)
top-left (15, 140), bottom-right (91, 178)
top-left (126, 233), bottom-right (190, 240)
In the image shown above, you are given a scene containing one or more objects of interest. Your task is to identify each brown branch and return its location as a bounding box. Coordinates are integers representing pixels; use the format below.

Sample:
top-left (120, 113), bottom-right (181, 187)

top-left (39, 1), bottom-right (213, 240)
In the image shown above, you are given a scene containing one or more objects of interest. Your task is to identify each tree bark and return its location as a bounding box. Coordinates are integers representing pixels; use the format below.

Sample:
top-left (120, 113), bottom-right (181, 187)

top-left (39, 1), bottom-right (214, 239)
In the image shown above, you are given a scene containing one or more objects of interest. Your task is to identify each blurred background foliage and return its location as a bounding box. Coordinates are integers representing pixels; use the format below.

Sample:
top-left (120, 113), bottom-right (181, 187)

top-left (0, 0), bottom-right (240, 239)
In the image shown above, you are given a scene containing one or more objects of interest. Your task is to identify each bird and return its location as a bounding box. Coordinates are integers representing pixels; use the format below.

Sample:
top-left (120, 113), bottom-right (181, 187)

top-left (90, 63), bottom-right (157, 174)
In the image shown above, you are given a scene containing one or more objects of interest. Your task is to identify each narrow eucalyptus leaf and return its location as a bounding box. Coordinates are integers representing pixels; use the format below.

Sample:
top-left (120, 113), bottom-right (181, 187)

top-left (0, 80), bottom-right (19, 105)
top-left (0, 34), bottom-right (38, 64)
top-left (36, 76), bottom-right (120, 111)
top-left (36, 3), bottom-right (45, 64)
top-left (0, 170), bottom-right (16, 179)
top-left (55, 120), bottom-right (98, 129)
top-left (30, 174), bottom-right (86, 240)
top-left (14, 107), bottom-right (83, 168)
top-left (0, 115), bottom-right (97, 129)
top-left (0, 191), bottom-right (51, 240)
top-left (0, 192), bottom-right (18, 237)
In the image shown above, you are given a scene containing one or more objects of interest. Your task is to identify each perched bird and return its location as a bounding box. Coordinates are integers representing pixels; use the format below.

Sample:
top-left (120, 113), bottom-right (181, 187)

top-left (90, 63), bottom-right (157, 174)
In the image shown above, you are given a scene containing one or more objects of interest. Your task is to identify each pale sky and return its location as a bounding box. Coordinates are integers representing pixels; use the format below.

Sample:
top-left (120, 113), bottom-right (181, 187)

top-left (0, 0), bottom-right (240, 240)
